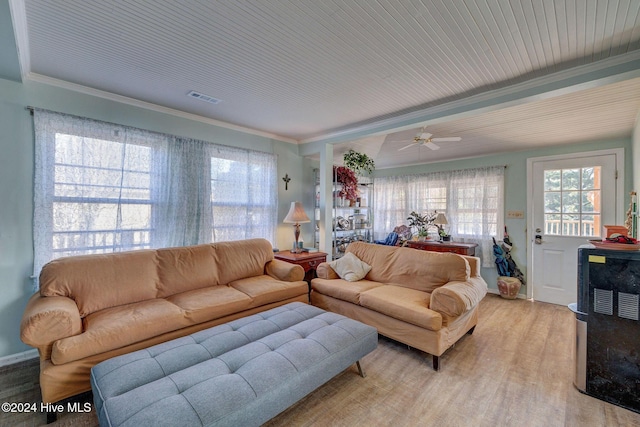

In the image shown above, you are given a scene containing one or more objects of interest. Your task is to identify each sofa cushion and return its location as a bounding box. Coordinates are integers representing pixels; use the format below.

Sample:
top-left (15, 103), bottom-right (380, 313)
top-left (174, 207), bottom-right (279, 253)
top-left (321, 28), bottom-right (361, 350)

top-left (214, 239), bottom-right (274, 285)
top-left (51, 299), bottom-right (188, 365)
top-left (347, 242), bottom-right (470, 292)
top-left (156, 244), bottom-right (219, 298)
top-left (328, 253), bottom-right (372, 282)
top-left (40, 250), bottom-right (160, 318)
top-left (358, 285), bottom-right (442, 331)
top-left (166, 286), bottom-right (253, 324)
top-left (311, 278), bottom-right (384, 305)
top-left (229, 275), bottom-right (308, 308)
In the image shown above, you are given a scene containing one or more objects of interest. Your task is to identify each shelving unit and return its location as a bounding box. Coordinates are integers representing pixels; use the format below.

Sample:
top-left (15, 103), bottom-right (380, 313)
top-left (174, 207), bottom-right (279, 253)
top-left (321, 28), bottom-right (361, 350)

top-left (314, 169), bottom-right (374, 259)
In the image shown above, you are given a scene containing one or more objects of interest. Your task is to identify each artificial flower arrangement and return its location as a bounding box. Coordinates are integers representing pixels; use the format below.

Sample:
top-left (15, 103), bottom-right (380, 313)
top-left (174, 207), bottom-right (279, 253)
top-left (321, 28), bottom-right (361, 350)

top-left (334, 165), bottom-right (359, 201)
top-left (407, 210), bottom-right (437, 238)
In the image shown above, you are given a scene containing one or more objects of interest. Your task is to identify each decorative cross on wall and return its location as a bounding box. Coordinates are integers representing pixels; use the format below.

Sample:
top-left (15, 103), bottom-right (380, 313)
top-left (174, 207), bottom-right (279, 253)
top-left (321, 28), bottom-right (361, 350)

top-left (282, 173), bottom-right (291, 190)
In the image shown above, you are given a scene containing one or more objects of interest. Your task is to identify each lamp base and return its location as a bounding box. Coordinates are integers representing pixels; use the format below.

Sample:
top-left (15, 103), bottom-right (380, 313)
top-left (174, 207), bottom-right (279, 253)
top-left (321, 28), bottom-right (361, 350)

top-left (291, 223), bottom-right (302, 253)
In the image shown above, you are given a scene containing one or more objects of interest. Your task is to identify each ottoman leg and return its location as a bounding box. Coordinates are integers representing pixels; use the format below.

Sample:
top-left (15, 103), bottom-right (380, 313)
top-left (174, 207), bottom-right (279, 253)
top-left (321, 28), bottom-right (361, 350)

top-left (356, 360), bottom-right (366, 378)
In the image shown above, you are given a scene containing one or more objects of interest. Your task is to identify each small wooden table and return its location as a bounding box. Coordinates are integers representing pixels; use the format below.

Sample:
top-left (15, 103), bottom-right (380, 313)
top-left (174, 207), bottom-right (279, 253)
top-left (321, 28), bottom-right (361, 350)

top-left (406, 240), bottom-right (478, 256)
top-left (274, 250), bottom-right (328, 284)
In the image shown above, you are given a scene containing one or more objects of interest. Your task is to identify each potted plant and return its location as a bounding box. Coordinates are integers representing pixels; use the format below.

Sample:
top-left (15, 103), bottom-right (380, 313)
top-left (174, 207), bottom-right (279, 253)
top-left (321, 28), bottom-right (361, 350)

top-left (407, 211), bottom-right (427, 240)
top-left (334, 165), bottom-right (359, 204)
top-left (439, 228), bottom-right (451, 241)
top-left (407, 211), bottom-right (438, 241)
top-left (343, 149), bottom-right (375, 176)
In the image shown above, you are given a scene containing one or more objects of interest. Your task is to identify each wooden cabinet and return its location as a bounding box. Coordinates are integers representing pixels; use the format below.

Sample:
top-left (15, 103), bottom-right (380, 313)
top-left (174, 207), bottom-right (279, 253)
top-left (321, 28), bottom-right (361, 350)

top-left (406, 240), bottom-right (477, 256)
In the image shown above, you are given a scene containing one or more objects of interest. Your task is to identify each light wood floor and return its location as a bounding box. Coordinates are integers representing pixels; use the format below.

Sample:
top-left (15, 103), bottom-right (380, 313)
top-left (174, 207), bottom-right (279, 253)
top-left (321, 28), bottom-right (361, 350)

top-left (2, 294), bottom-right (639, 426)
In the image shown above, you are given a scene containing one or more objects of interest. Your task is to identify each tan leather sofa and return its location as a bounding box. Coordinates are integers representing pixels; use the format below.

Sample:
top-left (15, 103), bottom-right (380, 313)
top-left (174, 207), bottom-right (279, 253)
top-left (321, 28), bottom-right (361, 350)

top-left (311, 242), bottom-right (487, 370)
top-left (20, 238), bottom-right (308, 403)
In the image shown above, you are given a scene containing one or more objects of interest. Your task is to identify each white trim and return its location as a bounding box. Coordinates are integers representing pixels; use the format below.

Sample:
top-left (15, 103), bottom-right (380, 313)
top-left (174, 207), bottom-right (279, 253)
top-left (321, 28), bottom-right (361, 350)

top-left (23, 73), bottom-right (299, 145)
top-left (0, 349), bottom-right (38, 368)
top-left (8, 0), bottom-right (30, 81)
top-left (525, 148), bottom-right (625, 300)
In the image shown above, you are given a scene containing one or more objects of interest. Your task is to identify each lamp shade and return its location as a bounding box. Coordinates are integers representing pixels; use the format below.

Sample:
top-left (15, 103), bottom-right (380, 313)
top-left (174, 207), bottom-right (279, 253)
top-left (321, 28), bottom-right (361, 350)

top-left (434, 212), bottom-right (448, 226)
top-left (283, 201), bottom-right (310, 223)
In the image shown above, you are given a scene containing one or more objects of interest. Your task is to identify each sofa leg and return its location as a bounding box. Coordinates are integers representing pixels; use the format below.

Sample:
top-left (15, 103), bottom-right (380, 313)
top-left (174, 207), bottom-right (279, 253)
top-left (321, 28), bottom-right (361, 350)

top-left (46, 411), bottom-right (57, 424)
top-left (432, 355), bottom-right (440, 371)
top-left (467, 326), bottom-right (476, 335)
top-left (356, 360), bottom-right (366, 378)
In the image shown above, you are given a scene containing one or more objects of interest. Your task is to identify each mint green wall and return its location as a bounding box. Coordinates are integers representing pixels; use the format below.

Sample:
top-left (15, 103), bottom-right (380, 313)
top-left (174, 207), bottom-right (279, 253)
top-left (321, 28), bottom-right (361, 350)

top-left (0, 77), bottom-right (312, 358)
top-left (374, 138), bottom-right (633, 295)
top-left (0, 74), bottom-right (633, 357)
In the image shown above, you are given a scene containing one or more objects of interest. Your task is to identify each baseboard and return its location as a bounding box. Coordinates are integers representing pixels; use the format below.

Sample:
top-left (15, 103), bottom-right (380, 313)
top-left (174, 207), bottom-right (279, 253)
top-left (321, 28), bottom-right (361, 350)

top-left (0, 349), bottom-right (38, 368)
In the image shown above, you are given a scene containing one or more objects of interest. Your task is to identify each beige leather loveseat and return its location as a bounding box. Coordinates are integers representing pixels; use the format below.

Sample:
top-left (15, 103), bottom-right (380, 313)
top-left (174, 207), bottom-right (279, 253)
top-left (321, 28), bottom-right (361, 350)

top-left (311, 242), bottom-right (487, 370)
top-left (20, 238), bottom-right (308, 403)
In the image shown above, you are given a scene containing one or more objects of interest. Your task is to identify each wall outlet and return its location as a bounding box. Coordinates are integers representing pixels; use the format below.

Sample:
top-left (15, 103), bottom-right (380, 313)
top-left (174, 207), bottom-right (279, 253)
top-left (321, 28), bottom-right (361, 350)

top-left (507, 210), bottom-right (525, 219)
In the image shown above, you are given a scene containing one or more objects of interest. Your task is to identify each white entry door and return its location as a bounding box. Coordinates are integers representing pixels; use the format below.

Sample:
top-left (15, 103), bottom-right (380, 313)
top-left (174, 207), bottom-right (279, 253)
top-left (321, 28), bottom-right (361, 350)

top-left (528, 150), bottom-right (622, 306)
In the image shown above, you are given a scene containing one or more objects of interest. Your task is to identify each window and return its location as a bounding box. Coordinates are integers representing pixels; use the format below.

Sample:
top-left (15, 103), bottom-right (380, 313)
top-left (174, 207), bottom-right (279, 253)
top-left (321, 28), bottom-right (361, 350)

top-left (373, 166), bottom-right (504, 266)
top-left (51, 133), bottom-right (153, 258)
top-left (543, 167), bottom-right (601, 237)
top-left (209, 150), bottom-right (277, 242)
top-left (33, 110), bottom-right (277, 278)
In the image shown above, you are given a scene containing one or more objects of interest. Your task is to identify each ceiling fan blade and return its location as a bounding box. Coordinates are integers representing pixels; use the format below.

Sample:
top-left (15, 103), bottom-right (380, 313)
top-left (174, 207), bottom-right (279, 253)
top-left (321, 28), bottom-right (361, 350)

top-left (423, 141), bottom-right (440, 150)
top-left (431, 137), bottom-right (461, 142)
top-left (398, 143), bottom-right (417, 151)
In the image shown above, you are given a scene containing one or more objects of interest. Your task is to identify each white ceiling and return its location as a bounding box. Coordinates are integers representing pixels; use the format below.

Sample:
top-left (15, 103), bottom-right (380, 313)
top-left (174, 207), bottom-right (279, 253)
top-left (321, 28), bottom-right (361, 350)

top-left (10, 0), bottom-right (640, 167)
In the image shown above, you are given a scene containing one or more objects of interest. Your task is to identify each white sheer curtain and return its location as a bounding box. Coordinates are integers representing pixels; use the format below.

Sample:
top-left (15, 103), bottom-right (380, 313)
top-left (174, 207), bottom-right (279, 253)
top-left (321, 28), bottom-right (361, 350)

top-left (373, 166), bottom-right (504, 266)
top-left (152, 137), bottom-right (213, 247)
top-left (33, 109), bottom-right (277, 278)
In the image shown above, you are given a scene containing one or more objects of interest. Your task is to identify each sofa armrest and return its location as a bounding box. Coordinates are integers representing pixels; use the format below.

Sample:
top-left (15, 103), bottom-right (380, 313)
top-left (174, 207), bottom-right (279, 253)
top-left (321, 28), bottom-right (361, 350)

top-left (265, 259), bottom-right (305, 282)
top-left (315, 262), bottom-right (340, 280)
top-left (20, 293), bottom-right (82, 349)
top-left (430, 277), bottom-right (488, 317)
top-left (461, 255), bottom-right (481, 277)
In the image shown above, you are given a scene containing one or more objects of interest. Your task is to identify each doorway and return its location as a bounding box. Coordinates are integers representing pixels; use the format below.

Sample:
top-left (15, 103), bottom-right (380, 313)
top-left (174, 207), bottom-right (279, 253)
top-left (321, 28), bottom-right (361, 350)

top-left (527, 149), bottom-right (624, 305)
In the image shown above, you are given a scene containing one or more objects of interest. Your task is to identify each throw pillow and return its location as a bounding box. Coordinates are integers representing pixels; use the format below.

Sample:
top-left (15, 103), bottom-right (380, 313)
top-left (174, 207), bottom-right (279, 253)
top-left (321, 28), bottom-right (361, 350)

top-left (328, 252), bottom-right (372, 282)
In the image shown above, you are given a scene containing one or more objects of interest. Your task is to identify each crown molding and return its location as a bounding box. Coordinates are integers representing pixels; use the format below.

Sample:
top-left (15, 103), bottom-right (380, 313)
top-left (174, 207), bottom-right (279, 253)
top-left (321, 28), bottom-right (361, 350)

top-left (23, 73), bottom-right (299, 144)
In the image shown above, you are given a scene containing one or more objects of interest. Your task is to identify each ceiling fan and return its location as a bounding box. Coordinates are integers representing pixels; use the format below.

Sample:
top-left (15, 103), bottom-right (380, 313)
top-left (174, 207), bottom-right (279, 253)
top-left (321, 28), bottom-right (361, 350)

top-left (396, 127), bottom-right (461, 151)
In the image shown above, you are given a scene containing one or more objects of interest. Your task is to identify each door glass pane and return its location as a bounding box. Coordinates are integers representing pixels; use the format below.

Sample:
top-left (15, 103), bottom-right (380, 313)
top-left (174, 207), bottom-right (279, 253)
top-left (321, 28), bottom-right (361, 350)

top-left (562, 191), bottom-right (580, 213)
top-left (543, 166), bottom-right (601, 237)
top-left (562, 169), bottom-right (580, 190)
top-left (545, 214), bottom-right (561, 235)
top-left (582, 167), bottom-right (599, 190)
top-left (545, 192), bottom-right (561, 213)
top-left (544, 170), bottom-right (561, 191)
top-left (582, 192), bottom-right (597, 213)
top-left (582, 214), bottom-right (597, 237)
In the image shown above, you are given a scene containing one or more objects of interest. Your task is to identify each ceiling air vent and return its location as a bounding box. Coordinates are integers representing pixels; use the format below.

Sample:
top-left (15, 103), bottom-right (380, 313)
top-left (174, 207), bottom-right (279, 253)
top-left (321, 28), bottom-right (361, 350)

top-left (187, 91), bottom-right (222, 105)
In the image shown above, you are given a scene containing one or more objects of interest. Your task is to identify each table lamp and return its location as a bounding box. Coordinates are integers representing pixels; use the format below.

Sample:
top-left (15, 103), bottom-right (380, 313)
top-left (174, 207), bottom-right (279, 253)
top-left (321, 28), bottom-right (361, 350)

top-left (434, 212), bottom-right (449, 240)
top-left (283, 201), bottom-right (310, 253)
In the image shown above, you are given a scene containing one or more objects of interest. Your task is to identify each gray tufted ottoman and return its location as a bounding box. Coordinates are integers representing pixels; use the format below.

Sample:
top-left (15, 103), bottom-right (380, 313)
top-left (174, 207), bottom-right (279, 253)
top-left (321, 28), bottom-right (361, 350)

top-left (90, 302), bottom-right (378, 427)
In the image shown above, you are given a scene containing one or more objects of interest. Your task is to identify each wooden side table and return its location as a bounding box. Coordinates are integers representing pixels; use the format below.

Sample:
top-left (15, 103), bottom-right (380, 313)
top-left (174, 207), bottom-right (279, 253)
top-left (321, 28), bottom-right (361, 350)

top-left (273, 250), bottom-right (328, 284)
top-left (406, 240), bottom-right (478, 256)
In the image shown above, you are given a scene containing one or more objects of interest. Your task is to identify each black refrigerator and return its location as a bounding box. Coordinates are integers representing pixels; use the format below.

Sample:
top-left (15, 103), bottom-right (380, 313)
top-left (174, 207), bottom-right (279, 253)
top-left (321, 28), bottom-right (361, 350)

top-left (573, 247), bottom-right (640, 414)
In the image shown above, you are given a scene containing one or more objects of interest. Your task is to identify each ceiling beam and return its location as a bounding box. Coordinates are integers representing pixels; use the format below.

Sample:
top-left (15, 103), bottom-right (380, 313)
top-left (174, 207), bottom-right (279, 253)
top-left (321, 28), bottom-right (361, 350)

top-left (299, 50), bottom-right (640, 156)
